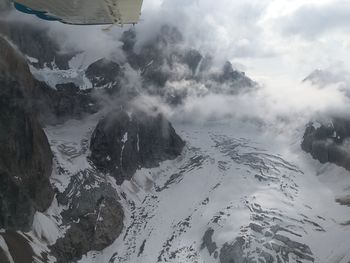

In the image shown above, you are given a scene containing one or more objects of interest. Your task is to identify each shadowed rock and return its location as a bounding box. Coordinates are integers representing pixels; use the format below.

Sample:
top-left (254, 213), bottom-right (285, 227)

top-left (34, 82), bottom-right (99, 125)
top-left (220, 237), bottom-right (246, 263)
top-left (52, 170), bottom-right (124, 263)
top-left (0, 21), bottom-right (74, 69)
top-left (0, 37), bottom-right (54, 231)
top-left (201, 228), bottom-right (218, 256)
top-left (302, 118), bottom-right (350, 170)
top-left (90, 107), bottom-right (185, 184)
top-left (85, 58), bottom-right (123, 90)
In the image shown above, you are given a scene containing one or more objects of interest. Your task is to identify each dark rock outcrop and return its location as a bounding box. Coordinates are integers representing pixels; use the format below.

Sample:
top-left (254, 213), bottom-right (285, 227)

top-left (0, 21), bottom-right (74, 69)
top-left (34, 82), bottom-right (99, 125)
top-left (0, 22), bottom-right (100, 125)
top-left (201, 228), bottom-right (218, 257)
top-left (51, 170), bottom-right (124, 263)
top-left (0, 231), bottom-right (40, 263)
top-left (120, 26), bottom-right (186, 92)
top-left (85, 58), bottom-right (123, 90)
top-left (219, 235), bottom-right (313, 263)
top-left (0, 37), bottom-right (54, 231)
top-left (302, 118), bottom-right (350, 170)
top-left (119, 25), bottom-right (257, 105)
top-left (336, 195), bottom-right (350, 206)
top-left (219, 237), bottom-right (246, 263)
top-left (213, 61), bottom-right (256, 93)
top-left (90, 108), bottom-right (185, 184)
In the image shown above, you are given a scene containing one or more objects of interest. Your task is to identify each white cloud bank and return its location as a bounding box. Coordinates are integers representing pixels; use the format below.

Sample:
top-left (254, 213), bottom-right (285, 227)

top-left (4, 0), bottom-right (350, 130)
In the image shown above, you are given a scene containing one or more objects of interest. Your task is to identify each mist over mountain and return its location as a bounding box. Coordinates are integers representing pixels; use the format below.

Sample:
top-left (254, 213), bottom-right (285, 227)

top-left (1, 1), bottom-right (350, 263)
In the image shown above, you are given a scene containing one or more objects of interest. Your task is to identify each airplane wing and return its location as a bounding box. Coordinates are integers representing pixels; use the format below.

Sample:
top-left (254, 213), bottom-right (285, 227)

top-left (14, 0), bottom-right (143, 25)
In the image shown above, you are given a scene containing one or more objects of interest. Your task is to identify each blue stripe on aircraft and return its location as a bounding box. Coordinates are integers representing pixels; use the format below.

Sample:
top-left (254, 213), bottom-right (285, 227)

top-left (14, 2), bottom-right (61, 22)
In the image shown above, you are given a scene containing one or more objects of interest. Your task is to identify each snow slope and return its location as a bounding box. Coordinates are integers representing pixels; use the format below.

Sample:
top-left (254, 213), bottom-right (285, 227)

top-left (39, 116), bottom-right (350, 263)
top-left (4, 109), bottom-right (347, 262)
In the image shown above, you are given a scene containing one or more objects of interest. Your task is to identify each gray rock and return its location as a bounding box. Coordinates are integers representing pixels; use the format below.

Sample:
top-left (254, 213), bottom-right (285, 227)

top-left (85, 59), bottom-right (123, 90)
top-left (249, 223), bottom-right (263, 233)
top-left (0, 247), bottom-right (10, 263)
top-left (119, 26), bottom-right (256, 105)
top-left (302, 118), bottom-right (350, 170)
top-left (0, 231), bottom-right (37, 263)
top-left (0, 37), bottom-right (54, 231)
top-left (90, 108), bottom-right (185, 184)
top-left (201, 228), bottom-right (218, 256)
top-left (212, 61), bottom-right (257, 94)
top-left (336, 195), bottom-right (350, 206)
top-left (0, 34), bottom-right (97, 126)
top-left (0, 21), bottom-right (74, 69)
top-left (52, 170), bottom-right (124, 263)
top-left (35, 82), bottom-right (99, 125)
top-left (274, 234), bottom-right (313, 257)
top-left (219, 237), bottom-right (247, 263)
top-left (182, 49), bottom-right (203, 75)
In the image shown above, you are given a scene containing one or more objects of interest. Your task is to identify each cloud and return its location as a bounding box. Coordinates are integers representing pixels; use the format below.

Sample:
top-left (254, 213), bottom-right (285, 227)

top-left (276, 1), bottom-right (350, 38)
top-left (303, 63), bottom-right (350, 98)
top-left (133, 0), bottom-right (276, 61)
top-left (4, 0), bottom-right (350, 133)
top-left (4, 8), bottom-right (130, 66)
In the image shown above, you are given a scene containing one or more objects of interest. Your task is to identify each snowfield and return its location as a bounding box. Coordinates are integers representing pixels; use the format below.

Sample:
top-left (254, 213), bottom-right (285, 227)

top-left (30, 114), bottom-right (350, 263)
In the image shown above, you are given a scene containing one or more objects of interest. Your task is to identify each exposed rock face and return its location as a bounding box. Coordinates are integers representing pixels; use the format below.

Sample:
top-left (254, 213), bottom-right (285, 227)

top-left (85, 58), bottom-right (123, 90)
top-left (0, 37), bottom-right (36, 93)
top-left (214, 61), bottom-right (255, 92)
top-left (219, 234), bottom-right (314, 263)
top-left (0, 37), bottom-right (54, 231)
top-left (119, 26), bottom-right (256, 105)
top-left (201, 228), bottom-right (218, 258)
top-left (303, 69), bottom-right (345, 88)
top-left (336, 195), bottom-right (350, 206)
top-left (0, 21), bottom-right (74, 69)
top-left (90, 108), bottom-right (185, 184)
top-left (219, 238), bottom-right (246, 263)
top-left (0, 95), bottom-right (53, 230)
top-left (0, 248), bottom-right (10, 263)
top-left (35, 82), bottom-right (99, 125)
top-left (0, 34), bottom-right (98, 125)
top-left (302, 118), bottom-right (350, 170)
top-left (0, 231), bottom-right (48, 263)
top-left (51, 170), bottom-right (124, 263)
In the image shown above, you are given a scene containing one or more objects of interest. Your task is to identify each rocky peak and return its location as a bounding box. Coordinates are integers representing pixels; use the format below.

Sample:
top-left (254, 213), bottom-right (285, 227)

top-left (0, 37), bottom-right (54, 231)
top-left (182, 49), bottom-right (203, 75)
top-left (303, 69), bottom-right (344, 87)
top-left (121, 29), bottom-right (137, 54)
top-left (0, 21), bottom-right (74, 69)
top-left (85, 58), bottom-right (122, 90)
top-left (0, 37), bottom-right (35, 94)
top-left (90, 107), bottom-right (185, 184)
top-left (213, 61), bottom-right (256, 92)
top-left (302, 118), bottom-right (350, 170)
top-left (157, 25), bottom-right (183, 47)
top-left (118, 26), bottom-right (256, 102)
top-left (52, 170), bottom-right (124, 263)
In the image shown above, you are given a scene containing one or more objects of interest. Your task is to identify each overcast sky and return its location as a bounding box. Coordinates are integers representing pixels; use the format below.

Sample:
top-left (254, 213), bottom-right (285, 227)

top-left (6, 0), bottom-right (350, 85)
top-left (137, 0), bottom-right (350, 125)
top-left (136, 0), bottom-right (350, 86)
top-left (5, 0), bottom-right (350, 125)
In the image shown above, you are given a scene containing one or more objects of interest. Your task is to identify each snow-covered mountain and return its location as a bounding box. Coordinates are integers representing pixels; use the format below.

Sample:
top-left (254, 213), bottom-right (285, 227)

top-left (53, 117), bottom-right (350, 263)
top-left (303, 69), bottom-right (350, 97)
top-left (1, 18), bottom-right (350, 263)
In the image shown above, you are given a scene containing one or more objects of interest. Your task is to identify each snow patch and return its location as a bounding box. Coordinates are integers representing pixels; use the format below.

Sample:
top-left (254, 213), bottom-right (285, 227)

top-left (32, 212), bottom-right (60, 245)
